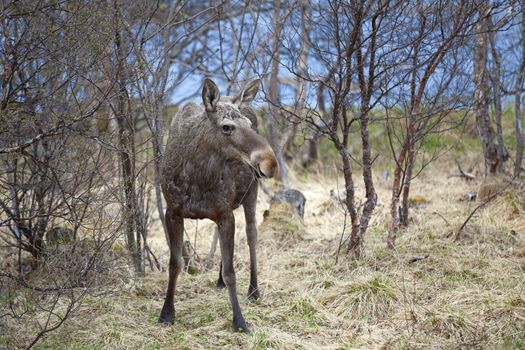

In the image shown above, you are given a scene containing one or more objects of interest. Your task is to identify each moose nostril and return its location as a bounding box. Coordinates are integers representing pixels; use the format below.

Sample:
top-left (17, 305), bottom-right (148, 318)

top-left (256, 163), bottom-right (268, 178)
top-left (250, 149), bottom-right (278, 178)
top-left (257, 164), bottom-right (264, 177)
top-left (260, 163), bottom-right (277, 178)
top-left (257, 164), bottom-right (269, 178)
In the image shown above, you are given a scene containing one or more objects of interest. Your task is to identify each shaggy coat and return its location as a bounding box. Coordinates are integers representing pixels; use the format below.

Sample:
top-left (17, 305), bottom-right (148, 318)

top-left (158, 78), bottom-right (278, 332)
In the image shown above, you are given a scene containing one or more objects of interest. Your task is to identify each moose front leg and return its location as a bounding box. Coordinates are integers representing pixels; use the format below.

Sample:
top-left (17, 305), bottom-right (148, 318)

top-left (243, 187), bottom-right (260, 300)
top-left (159, 208), bottom-right (184, 324)
top-left (217, 212), bottom-right (249, 333)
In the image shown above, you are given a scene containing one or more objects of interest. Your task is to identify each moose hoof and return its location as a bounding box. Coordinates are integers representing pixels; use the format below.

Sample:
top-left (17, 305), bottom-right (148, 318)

top-left (232, 318), bottom-right (250, 333)
top-left (248, 288), bottom-right (260, 301)
top-left (158, 307), bottom-right (175, 325)
top-left (158, 315), bottom-right (174, 325)
top-left (216, 278), bottom-right (226, 289)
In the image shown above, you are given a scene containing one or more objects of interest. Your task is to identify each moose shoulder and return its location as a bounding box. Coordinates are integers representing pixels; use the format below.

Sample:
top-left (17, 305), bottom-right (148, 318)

top-left (159, 78), bottom-right (278, 332)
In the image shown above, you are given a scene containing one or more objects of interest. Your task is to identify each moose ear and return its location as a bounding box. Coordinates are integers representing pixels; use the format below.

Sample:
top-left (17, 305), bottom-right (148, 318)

top-left (232, 79), bottom-right (260, 106)
top-left (202, 78), bottom-right (221, 112)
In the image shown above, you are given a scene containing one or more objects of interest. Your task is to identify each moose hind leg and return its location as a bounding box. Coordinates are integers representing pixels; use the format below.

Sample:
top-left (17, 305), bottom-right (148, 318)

top-left (211, 227), bottom-right (226, 288)
top-left (244, 194), bottom-right (260, 301)
top-left (216, 260), bottom-right (226, 288)
top-left (159, 210), bottom-right (184, 324)
top-left (217, 213), bottom-right (249, 332)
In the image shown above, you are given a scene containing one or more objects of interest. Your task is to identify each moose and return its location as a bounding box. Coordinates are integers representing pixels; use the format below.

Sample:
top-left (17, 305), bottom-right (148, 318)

top-left (159, 78), bottom-right (278, 332)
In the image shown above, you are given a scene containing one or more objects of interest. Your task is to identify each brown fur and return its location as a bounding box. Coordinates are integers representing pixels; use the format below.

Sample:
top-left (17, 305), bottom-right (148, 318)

top-left (158, 78), bottom-right (278, 332)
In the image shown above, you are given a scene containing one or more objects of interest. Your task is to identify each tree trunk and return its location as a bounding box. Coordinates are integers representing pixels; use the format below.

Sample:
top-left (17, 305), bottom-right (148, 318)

top-left (387, 136), bottom-right (409, 250)
top-left (400, 142), bottom-right (415, 227)
top-left (2, 160), bottom-right (22, 273)
top-left (304, 129), bottom-right (320, 167)
top-left (32, 137), bottom-right (51, 262)
top-left (339, 146), bottom-right (360, 259)
top-left (515, 1), bottom-right (525, 176)
top-left (351, 109), bottom-right (377, 257)
top-left (284, 0), bottom-right (310, 159)
top-left (150, 101), bottom-right (169, 245)
top-left (399, 103), bottom-right (419, 227)
top-left (267, 0), bottom-right (288, 186)
top-left (303, 72), bottom-right (332, 167)
top-left (115, 99), bottom-right (142, 273)
top-left (114, 2), bottom-right (142, 273)
top-left (488, 15), bottom-right (505, 172)
top-left (474, 14), bottom-right (498, 175)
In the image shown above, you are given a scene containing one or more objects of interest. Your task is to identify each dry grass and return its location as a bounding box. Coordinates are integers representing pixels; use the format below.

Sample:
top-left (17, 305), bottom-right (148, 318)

top-left (259, 202), bottom-right (307, 245)
top-left (3, 159), bottom-right (525, 350)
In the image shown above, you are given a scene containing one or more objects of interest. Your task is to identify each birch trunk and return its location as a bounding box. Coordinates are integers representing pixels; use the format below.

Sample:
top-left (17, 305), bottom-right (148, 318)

top-left (267, 0), bottom-right (288, 186)
top-left (488, 15), bottom-right (505, 172)
top-left (515, 1), bottom-right (525, 176)
top-left (114, 1), bottom-right (142, 273)
top-left (474, 14), bottom-right (498, 175)
top-left (387, 136), bottom-right (409, 250)
top-left (339, 146), bottom-right (360, 258)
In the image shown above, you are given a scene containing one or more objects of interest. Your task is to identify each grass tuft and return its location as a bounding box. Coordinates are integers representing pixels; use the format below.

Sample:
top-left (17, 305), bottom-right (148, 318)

top-left (324, 272), bottom-right (397, 319)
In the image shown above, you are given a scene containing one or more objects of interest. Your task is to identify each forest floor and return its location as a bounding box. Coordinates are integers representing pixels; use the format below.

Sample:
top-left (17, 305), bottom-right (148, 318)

top-left (13, 157), bottom-right (525, 349)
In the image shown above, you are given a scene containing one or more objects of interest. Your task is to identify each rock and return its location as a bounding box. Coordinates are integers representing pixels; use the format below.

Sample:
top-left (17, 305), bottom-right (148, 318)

top-left (260, 189), bottom-right (307, 244)
top-left (408, 255), bottom-right (428, 263)
top-left (465, 191), bottom-right (477, 201)
top-left (270, 189), bottom-right (306, 218)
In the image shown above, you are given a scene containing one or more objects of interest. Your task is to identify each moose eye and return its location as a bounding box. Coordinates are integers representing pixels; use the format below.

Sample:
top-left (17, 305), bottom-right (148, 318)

top-left (222, 124), bottom-right (234, 134)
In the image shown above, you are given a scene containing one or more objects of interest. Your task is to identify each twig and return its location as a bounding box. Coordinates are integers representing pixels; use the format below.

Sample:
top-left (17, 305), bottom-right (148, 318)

top-left (432, 211), bottom-right (451, 227)
top-left (453, 159), bottom-right (476, 181)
